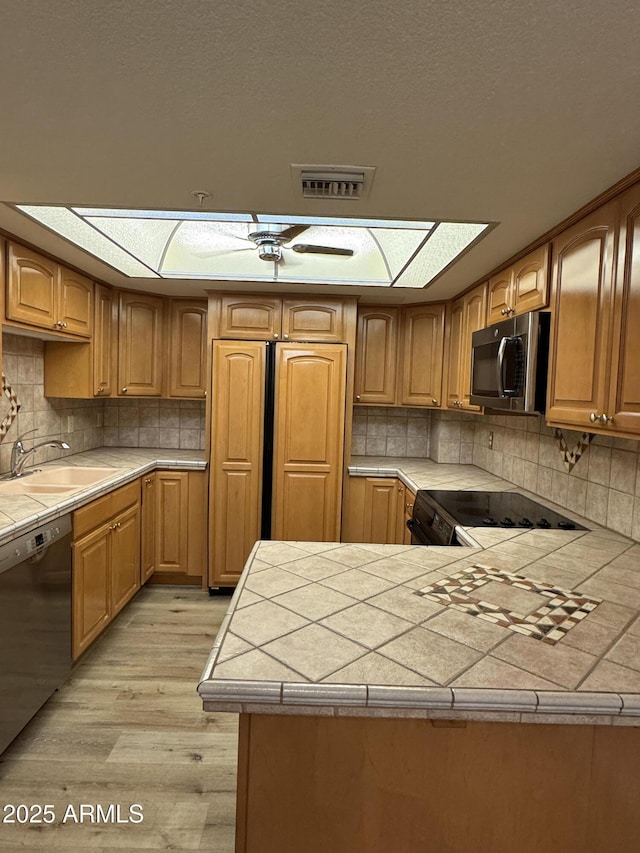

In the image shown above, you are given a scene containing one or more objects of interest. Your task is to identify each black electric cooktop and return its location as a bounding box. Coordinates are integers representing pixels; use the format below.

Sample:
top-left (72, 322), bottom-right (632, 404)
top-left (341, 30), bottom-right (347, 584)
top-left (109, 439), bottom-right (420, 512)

top-left (423, 490), bottom-right (588, 531)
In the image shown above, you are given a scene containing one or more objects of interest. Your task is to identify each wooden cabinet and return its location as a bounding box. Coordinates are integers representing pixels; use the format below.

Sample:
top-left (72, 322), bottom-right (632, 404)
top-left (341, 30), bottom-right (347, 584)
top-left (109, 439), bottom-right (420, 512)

top-left (609, 183), bottom-right (640, 433)
top-left (399, 304), bottom-right (445, 407)
top-left (341, 476), bottom-right (411, 545)
top-left (140, 474), bottom-right (156, 583)
top-left (281, 298), bottom-right (347, 342)
top-left (141, 470), bottom-right (206, 585)
top-left (6, 243), bottom-right (92, 337)
top-left (214, 294), bottom-right (349, 343)
top-left (209, 341), bottom-right (266, 587)
top-left (354, 307), bottom-right (399, 404)
top-left (445, 283), bottom-right (487, 411)
top-left (44, 283), bottom-right (117, 398)
top-left (487, 245), bottom-right (550, 325)
top-left (272, 343), bottom-right (347, 542)
top-left (353, 303), bottom-right (445, 408)
top-left (72, 480), bottom-right (141, 659)
top-left (118, 291), bottom-right (165, 396)
top-left (546, 202), bottom-right (617, 429)
top-left (168, 299), bottom-right (207, 398)
top-left (547, 186), bottom-right (640, 436)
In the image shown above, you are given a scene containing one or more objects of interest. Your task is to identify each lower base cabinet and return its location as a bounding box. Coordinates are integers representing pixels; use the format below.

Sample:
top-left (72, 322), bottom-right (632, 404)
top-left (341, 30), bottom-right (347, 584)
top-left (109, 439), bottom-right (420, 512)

top-left (142, 470), bottom-right (207, 585)
top-left (72, 480), bottom-right (141, 660)
top-left (342, 477), bottom-right (416, 544)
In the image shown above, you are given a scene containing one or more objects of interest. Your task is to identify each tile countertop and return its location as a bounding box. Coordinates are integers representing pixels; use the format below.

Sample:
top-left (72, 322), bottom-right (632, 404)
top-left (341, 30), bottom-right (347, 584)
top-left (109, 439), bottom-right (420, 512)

top-left (198, 457), bottom-right (640, 726)
top-left (0, 447), bottom-right (206, 545)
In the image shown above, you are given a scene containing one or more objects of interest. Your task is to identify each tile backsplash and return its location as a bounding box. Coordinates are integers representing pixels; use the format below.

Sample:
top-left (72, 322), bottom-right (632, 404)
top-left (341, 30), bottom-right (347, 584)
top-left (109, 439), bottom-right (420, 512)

top-left (432, 410), bottom-right (640, 542)
top-left (0, 332), bottom-right (206, 475)
top-left (352, 407), bottom-right (430, 458)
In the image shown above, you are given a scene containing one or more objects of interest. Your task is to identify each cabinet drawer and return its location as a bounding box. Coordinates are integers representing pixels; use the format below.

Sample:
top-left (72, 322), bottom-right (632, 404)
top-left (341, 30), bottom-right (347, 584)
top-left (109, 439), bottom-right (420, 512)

top-left (73, 479), bottom-right (141, 539)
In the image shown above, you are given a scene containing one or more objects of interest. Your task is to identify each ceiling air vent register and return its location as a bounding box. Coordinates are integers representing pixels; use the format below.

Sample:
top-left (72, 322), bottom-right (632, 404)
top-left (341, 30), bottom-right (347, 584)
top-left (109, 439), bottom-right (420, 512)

top-left (292, 165), bottom-right (376, 200)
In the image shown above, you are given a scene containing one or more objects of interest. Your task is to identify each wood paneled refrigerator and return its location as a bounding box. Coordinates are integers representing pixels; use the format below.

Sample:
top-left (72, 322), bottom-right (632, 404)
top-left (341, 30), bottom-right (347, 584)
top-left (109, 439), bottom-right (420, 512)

top-left (208, 339), bottom-right (347, 588)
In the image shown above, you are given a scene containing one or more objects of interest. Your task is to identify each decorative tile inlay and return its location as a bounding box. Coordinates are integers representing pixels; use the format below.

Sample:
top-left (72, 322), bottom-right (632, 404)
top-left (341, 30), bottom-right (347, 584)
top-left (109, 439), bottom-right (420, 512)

top-left (0, 372), bottom-right (21, 443)
top-left (415, 563), bottom-right (602, 645)
top-left (554, 427), bottom-right (595, 473)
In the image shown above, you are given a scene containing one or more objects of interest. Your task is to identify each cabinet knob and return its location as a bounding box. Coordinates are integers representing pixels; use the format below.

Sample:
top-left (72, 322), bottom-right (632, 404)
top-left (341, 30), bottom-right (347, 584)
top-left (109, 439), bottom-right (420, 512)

top-left (283, 333), bottom-right (289, 339)
top-left (431, 398), bottom-right (438, 405)
top-left (501, 309), bottom-right (507, 316)
top-left (589, 411), bottom-right (598, 423)
top-left (273, 333), bottom-right (279, 339)
top-left (599, 413), bottom-right (614, 426)
top-left (121, 387), bottom-right (128, 394)
top-left (355, 395), bottom-right (361, 401)
top-left (144, 478), bottom-right (152, 485)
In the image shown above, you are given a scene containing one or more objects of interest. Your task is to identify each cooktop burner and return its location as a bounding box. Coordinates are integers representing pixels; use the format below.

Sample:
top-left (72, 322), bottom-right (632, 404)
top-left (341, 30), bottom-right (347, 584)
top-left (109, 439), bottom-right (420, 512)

top-left (423, 491), bottom-right (588, 530)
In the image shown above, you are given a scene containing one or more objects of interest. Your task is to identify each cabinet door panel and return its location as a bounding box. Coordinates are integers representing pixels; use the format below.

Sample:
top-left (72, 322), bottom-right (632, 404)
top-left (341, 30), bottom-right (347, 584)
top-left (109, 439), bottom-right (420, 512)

top-left (272, 344), bottom-right (346, 542)
top-left (282, 299), bottom-right (345, 342)
top-left (218, 296), bottom-right (281, 339)
top-left (7, 243), bottom-right (57, 329)
top-left (209, 341), bottom-right (265, 586)
top-left (169, 300), bottom-right (207, 397)
top-left (94, 284), bottom-right (116, 396)
top-left (400, 305), bottom-right (445, 407)
top-left (461, 284), bottom-right (487, 410)
top-left (609, 184), bottom-right (640, 433)
top-left (445, 300), bottom-right (466, 408)
top-left (72, 523), bottom-right (111, 660)
top-left (547, 204), bottom-right (617, 427)
top-left (487, 271), bottom-right (513, 325)
top-left (118, 292), bottom-right (164, 395)
top-left (154, 472), bottom-right (189, 573)
top-left (512, 244), bottom-right (549, 314)
top-left (141, 474), bottom-right (156, 583)
top-left (363, 479), bottom-right (398, 545)
top-left (58, 267), bottom-right (93, 337)
top-left (110, 503), bottom-right (141, 617)
top-left (354, 308), bottom-right (399, 404)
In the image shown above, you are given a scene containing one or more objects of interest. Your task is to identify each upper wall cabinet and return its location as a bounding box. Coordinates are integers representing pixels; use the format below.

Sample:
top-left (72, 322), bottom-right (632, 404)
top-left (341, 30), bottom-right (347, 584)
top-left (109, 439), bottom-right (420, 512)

top-left (353, 303), bottom-right (445, 408)
top-left (547, 186), bottom-right (640, 436)
top-left (118, 292), bottom-right (165, 396)
top-left (546, 202), bottom-right (617, 430)
top-left (353, 307), bottom-right (399, 404)
top-left (213, 294), bottom-right (350, 343)
top-left (486, 244), bottom-right (550, 325)
top-left (168, 299), bottom-right (208, 398)
top-left (6, 243), bottom-right (93, 338)
top-left (399, 304), bottom-right (445, 407)
top-left (445, 282), bottom-right (487, 411)
top-left (608, 183), bottom-right (640, 434)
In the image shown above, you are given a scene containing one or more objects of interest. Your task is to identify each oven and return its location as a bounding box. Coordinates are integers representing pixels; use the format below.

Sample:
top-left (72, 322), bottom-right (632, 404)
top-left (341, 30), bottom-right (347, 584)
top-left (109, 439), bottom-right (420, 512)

top-left (406, 491), bottom-right (463, 546)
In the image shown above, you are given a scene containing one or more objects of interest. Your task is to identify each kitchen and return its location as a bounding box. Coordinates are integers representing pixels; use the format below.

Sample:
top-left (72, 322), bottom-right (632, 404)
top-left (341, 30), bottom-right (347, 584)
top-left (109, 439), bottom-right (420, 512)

top-left (0, 2), bottom-right (640, 852)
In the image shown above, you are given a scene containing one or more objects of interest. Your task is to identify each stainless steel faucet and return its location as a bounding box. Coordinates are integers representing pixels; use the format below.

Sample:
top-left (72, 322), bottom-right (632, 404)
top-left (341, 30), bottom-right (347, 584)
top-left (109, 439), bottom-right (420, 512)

top-left (7, 429), bottom-right (71, 479)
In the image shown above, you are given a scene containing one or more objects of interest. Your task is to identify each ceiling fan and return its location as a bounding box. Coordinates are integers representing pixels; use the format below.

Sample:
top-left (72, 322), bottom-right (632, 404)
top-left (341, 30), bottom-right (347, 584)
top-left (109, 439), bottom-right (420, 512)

top-left (194, 223), bottom-right (355, 263)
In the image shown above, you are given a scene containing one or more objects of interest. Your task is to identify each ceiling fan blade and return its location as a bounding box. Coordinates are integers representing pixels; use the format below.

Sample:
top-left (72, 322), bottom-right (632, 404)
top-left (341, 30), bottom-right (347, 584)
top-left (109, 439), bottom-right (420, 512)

top-left (192, 246), bottom-right (255, 259)
top-left (280, 224), bottom-right (309, 243)
top-left (291, 244), bottom-right (354, 256)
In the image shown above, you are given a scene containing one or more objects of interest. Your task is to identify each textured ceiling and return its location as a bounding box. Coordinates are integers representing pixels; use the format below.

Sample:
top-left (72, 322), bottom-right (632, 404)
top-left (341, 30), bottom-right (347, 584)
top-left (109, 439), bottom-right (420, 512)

top-left (0, 0), bottom-right (639, 302)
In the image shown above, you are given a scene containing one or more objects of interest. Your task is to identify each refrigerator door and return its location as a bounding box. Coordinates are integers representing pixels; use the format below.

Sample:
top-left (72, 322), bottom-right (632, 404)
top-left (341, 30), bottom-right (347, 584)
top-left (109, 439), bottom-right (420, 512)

top-left (271, 343), bottom-right (347, 542)
top-left (209, 340), bottom-right (266, 587)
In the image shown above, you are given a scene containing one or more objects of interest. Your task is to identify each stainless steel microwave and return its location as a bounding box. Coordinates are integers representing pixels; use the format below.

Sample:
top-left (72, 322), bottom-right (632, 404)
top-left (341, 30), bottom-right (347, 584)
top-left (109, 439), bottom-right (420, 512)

top-left (470, 311), bottom-right (550, 413)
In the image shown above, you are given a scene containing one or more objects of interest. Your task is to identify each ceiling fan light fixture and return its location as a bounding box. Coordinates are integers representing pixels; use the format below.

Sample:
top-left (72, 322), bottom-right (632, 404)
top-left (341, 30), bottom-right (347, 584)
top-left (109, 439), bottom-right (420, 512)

top-left (257, 241), bottom-right (282, 262)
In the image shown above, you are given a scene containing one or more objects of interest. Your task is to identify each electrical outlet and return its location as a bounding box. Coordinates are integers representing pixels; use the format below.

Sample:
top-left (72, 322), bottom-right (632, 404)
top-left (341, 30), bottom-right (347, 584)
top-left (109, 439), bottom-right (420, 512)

top-left (66, 415), bottom-right (74, 433)
top-left (488, 431), bottom-right (494, 449)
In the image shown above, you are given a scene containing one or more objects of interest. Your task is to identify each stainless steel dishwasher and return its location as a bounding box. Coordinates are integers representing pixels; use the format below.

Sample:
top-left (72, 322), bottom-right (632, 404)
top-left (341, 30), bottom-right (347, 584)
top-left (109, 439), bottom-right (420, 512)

top-left (0, 515), bottom-right (72, 755)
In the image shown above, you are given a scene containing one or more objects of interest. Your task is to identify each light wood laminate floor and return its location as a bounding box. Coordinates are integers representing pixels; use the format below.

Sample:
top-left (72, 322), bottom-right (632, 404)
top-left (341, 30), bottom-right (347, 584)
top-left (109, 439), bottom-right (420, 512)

top-left (0, 586), bottom-right (237, 852)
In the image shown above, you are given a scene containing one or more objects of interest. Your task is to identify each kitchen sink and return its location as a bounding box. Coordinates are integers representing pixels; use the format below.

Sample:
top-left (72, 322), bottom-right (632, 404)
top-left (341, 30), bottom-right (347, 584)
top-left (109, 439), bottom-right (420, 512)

top-left (0, 467), bottom-right (116, 495)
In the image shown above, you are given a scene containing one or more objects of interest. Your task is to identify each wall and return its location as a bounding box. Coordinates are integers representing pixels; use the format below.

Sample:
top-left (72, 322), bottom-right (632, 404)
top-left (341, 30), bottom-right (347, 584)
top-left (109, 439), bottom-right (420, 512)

top-left (0, 332), bottom-right (206, 476)
top-left (430, 410), bottom-right (640, 542)
top-left (351, 407), bottom-right (430, 458)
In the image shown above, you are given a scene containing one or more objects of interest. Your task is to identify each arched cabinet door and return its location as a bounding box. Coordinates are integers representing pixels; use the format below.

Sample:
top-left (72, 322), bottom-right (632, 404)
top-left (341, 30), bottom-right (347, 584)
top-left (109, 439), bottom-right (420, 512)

top-left (354, 307), bottom-right (399, 404)
top-left (546, 202), bottom-right (617, 428)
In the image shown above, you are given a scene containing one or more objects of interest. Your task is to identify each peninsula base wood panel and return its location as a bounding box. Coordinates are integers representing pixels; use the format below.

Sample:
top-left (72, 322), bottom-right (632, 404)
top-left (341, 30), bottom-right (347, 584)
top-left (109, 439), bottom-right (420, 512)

top-left (235, 714), bottom-right (640, 853)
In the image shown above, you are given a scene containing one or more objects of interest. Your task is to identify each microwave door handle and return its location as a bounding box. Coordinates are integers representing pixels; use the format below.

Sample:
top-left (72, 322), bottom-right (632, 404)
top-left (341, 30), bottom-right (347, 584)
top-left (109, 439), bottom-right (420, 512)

top-left (497, 337), bottom-right (507, 397)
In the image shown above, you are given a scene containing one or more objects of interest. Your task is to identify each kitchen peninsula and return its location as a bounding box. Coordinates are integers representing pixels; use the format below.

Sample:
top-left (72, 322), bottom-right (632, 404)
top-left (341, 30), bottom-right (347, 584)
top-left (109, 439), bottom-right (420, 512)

top-left (199, 460), bottom-right (640, 853)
